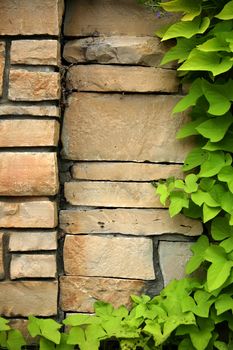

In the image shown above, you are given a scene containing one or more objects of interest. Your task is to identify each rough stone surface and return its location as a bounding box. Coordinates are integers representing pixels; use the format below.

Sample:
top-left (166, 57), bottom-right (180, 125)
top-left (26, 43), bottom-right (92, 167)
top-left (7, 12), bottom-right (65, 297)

top-left (9, 231), bottom-right (57, 251)
top-left (0, 105), bottom-right (60, 117)
top-left (62, 93), bottom-right (193, 162)
top-left (60, 209), bottom-right (203, 236)
top-left (63, 36), bottom-right (173, 67)
top-left (0, 42), bottom-right (5, 96)
top-left (64, 235), bottom-right (155, 280)
top-left (0, 0), bottom-right (64, 35)
top-left (0, 152), bottom-right (59, 196)
top-left (0, 120), bottom-right (59, 147)
top-left (64, 0), bottom-right (178, 37)
top-left (60, 276), bottom-right (146, 312)
top-left (159, 241), bottom-right (193, 286)
top-left (65, 181), bottom-right (162, 208)
top-left (9, 70), bottom-right (60, 101)
top-left (11, 40), bottom-right (60, 65)
top-left (0, 233), bottom-right (4, 280)
top-left (10, 254), bottom-right (56, 279)
top-left (72, 162), bottom-right (183, 181)
top-left (0, 281), bottom-right (58, 316)
top-left (0, 198), bottom-right (57, 228)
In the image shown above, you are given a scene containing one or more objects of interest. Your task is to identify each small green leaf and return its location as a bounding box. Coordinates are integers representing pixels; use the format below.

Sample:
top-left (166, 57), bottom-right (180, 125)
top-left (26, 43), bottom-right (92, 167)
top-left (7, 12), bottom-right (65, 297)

top-left (215, 294), bottom-right (233, 315)
top-left (169, 191), bottom-right (189, 217)
top-left (0, 318), bottom-right (10, 332)
top-left (156, 183), bottom-right (169, 205)
top-left (203, 204), bottom-right (221, 223)
top-left (186, 236), bottom-right (209, 274)
top-left (216, 1), bottom-right (233, 20)
top-left (7, 330), bottom-right (26, 350)
top-left (40, 319), bottom-right (61, 345)
top-left (173, 79), bottom-right (203, 114)
top-left (184, 174), bottom-right (198, 193)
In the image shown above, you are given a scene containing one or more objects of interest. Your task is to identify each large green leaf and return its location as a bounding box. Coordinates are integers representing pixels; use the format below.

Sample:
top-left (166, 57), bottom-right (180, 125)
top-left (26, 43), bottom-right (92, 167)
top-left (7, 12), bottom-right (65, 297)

top-left (211, 216), bottom-right (233, 240)
top-left (183, 148), bottom-right (208, 171)
top-left (202, 81), bottom-right (232, 116)
top-left (198, 151), bottom-right (227, 177)
top-left (7, 330), bottom-right (26, 350)
top-left (173, 79), bottom-right (203, 114)
top-left (215, 293), bottom-right (233, 315)
top-left (161, 38), bottom-right (198, 65)
top-left (160, 0), bottom-right (202, 21)
top-left (196, 114), bottom-right (233, 142)
top-left (216, 1), bottom-right (233, 20)
top-left (185, 235), bottom-right (209, 274)
top-left (197, 37), bottom-right (231, 52)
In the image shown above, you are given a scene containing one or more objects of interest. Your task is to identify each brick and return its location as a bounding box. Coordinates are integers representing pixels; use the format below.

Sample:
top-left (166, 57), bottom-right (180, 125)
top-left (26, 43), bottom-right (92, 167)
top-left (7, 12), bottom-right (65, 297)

top-left (72, 162), bottom-right (183, 181)
top-left (0, 152), bottom-right (59, 196)
top-left (62, 93), bottom-right (193, 162)
top-left (0, 281), bottom-right (58, 316)
top-left (9, 231), bottom-right (57, 251)
top-left (9, 70), bottom-right (60, 101)
top-left (64, 235), bottom-right (155, 280)
top-left (64, 0), bottom-right (177, 37)
top-left (67, 65), bottom-right (178, 93)
top-left (60, 209), bottom-right (203, 236)
top-left (0, 0), bottom-right (64, 35)
top-left (0, 105), bottom-right (60, 117)
top-left (159, 241), bottom-right (193, 286)
top-left (10, 254), bottom-right (56, 279)
top-left (11, 40), bottom-right (60, 65)
top-left (0, 233), bottom-right (4, 280)
top-left (65, 181), bottom-right (162, 208)
top-left (60, 276), bottom-right (146, 312)
top-left (0, 198), bottom-right (57, 228)
top-left (0, 42), bottom-right (5, 96)
top-left (63, 36), bottom-right (173, 67)
top-left (0, 120), bottom-right (59, 147)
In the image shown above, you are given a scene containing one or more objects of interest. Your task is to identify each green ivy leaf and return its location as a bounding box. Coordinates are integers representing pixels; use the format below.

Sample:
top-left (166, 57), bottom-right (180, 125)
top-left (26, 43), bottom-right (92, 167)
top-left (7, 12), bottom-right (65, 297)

top-left (160, 0), bottom-right (202, 21)
top-left (203, 204), bottom-right (221, 223)
top-left (218, 166), bottom-right (233, 193)
top-left (197, 37), bottom-right (231, 52)
top-left (169, 191), bottom-right (189, 217)
top-left (184, 174), bottom-right (198, 193)
top-left (40, 319), bottom-right (61, 345)
top-left (215, 294), bottom-right (233, 315)
top-left (176, 117), bottom-right (206, 139)
top-left (196, 114), bottom-right (233, 142)
top-left (173, 79), bottom-right (203, 114)
top-left (0, 318), bottom-right (10, 332)
top-left (40, 338), bottom-right (55, 350)
top-left (63, 314), bottom-right (93, 327)
top-left (183, 148), bottom-right (208, 171)
top-left (211, 216), bottom-right (233, 240)
top-left (202, 81), bottom-right (231, 116)
top-left (199, 178), bottom-right (216, 192)
top-left (7, 330), bottom-right (26, 350)
top-left (216, 1), bottom-right (233, 20)
top-left (186, 236), bottom-right (209, 274)
top-left (161, 38), bottom-right (198, 65)
top-left (203, 133), bottom-right (233, 153)
top-left (198, 151), bottom-right (227, 177)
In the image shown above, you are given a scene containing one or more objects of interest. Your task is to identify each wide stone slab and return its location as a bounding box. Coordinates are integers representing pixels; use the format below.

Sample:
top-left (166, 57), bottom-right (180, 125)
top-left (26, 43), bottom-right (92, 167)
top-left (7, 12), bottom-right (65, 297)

top-left (60, 209), bottom-right (202, 236)
top-left (67, 65), bottom-right (178, 93)
top-left (60, 276), bottom-right (147, 312)
top-left (0, 281), bottom-right (58, 316)
top-left (0, 153), bottom-right (58, 196)
top-left (64, 235), bottom-right (155, 280)
top-left (62, 93), bottom-right (192, 162)
top-left (0, 198), bottom-right (57, 228)
top-left (0, 42), bottom-right (5, 97)
top-left (9, 231), bottom-right (57, 251)
top-left (0, 105), bottom-right (59, 117)
top-left (0, 120), bottom-right (59, 147)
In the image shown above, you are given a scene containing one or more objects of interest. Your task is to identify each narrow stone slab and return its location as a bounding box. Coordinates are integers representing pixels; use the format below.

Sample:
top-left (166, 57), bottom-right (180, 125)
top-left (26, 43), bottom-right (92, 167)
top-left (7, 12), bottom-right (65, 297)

top-left (64, 235), bottom-right (155, 280)
top-left (0, 233), bottom-right (4, 280)
top-left (72, 162), bottom-right (183, 181)
top-left (0, 281), bottom-right (58, 316)
top-left (0, 42), bottom-right (5, 97)
top-left (60, 209), bottom-right (202, 236)
top-left (9, 70), bottom-right (60, 101)
top-left (60, 276), bottom-right (147, 312)
top-left (0, 120), bottom-right (59, 147)
top-left (0, 153), bottom-right (59, 196)
top-left (0, 198), bottom-right (57, 228)
top-left (62, 93), bottom-right (193, 162)
top-left (67, 65), bottom-right (178, 93)
top-left (9, 231), bottom-right (57, 251)
top-left (11, 40), bottom-right (60, 65)
top-left (65, 181), bottom-right (161, 208)
top-left (0, 105), bottom-right (59, 117)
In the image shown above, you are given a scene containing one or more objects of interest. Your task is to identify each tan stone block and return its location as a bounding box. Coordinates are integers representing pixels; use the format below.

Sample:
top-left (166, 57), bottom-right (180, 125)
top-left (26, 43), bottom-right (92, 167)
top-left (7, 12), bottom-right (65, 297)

top-left (62, 93), bottom-right (193, 162)
top-left (65, 181), bottom-right (161, 208)
top-left (159, 241), bottom-right (193, 286)
top-left (10, 254), bottom-right (56, 279)
top-left (64, 235), bottom-right (155, 280)
top-left (9, 231), bottom-right (57, 251)
top-left (0, 42), bottom-right (5, 96)
top-left (11, 40), bottom-right (60, 66)
top-left (0, 0), bottom-right (64, 35)
top-left (9, 70), bottom-right (60, 101)
top-left (0, 120), bottom-right (59, 147)
top-left (72, 162), bottom-right (183, 181)
top-left (0, 198), bottom-right (57, 228)
top-left (60, 209), bottom-right (203, 236)
top-left (67, 65), bottom-right (178, 93)
top-left (60, 276), bottom-right (146, 312)
top-left (64, 0), bottom-right (178, 37)
top-left (0, 105), bottom-right (60, 117)
top-left (0, 153), bottom-right (59, 196)
top-left (0, 232), bottom-right (4, 280)
top-left (0, 281), bottom-right (58, 316)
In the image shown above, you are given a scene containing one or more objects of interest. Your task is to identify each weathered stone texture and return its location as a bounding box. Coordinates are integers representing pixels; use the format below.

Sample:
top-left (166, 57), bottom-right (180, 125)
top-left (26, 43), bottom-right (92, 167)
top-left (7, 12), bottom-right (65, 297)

top-left (64, 235), bottom-right (155, 280)
top-left (0, 198), bottom-right (57, 228)
top-left (67, 65), bottom-right (178, 93)
top-left (0, 120), bottom-right (59, 147)
top-left (11, 40), bottom-right (60, 65)
top-left (0, 153), bottom-right (59, 196)
top-left (0, 0), bottom-right (64, 35)
top-left (0, 281), bottom-right (58, 316)
top-left (60, 276), bottom-right (146, 312)
top-left (10, 254), bottom-right (56, 279)
top-left (60, 209), bottom-right (202, 236)
top-left (0, 233), bottom-right (4, 280)
top-left (63, 36), bottom-right (172, 67)
top-left (0, 105), bottom-right (60, 117)
top-left (9, 70), bottom-right (60, 101)
top-left (62, 93), bottom-right (192, 162)
top-left (64, 0), bottom-right (177, 37)
top-left (65, 181), bottom-right (162, 208)
top-left (9, 231), bottom-right (57, 251)
top-left (159, 241), bottom-right (193, 286)
top-left (0, 42), bottom-right (5, 97)
top-left (72, 162), bottom-right (183, 181)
